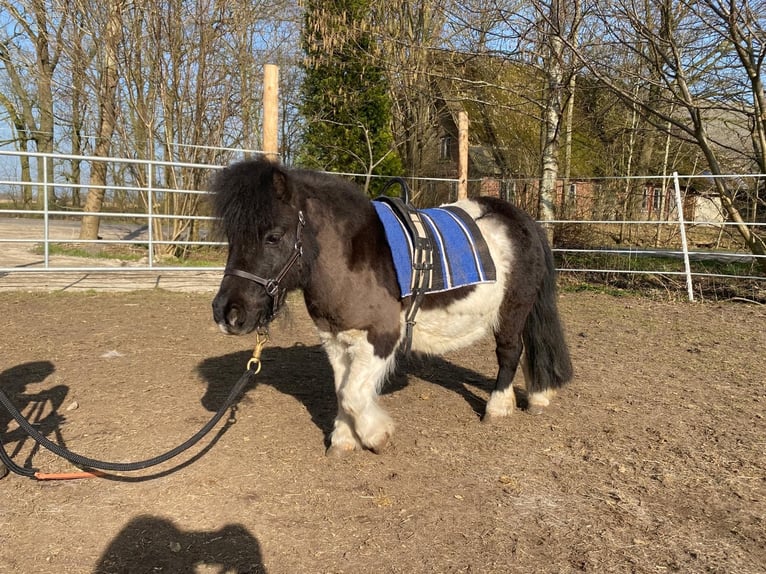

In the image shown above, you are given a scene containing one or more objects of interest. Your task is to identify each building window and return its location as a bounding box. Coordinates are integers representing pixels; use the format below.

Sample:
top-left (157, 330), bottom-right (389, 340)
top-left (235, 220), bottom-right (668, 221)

top-left (567, 183), bottom-right (577, 202)
top-left (439, 136), bottom-right (452, 161)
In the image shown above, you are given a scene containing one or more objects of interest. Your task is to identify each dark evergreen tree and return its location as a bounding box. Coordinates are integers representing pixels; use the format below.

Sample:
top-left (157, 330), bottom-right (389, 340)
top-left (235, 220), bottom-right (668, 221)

top-left (299, 0), bottom-right (401, 194)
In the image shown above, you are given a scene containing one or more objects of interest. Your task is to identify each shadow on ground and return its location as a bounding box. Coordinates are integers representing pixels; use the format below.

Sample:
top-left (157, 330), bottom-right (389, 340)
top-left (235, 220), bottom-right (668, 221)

top-left (196, 344), bottom-right (528, 442)
top-left (93, 515), bottom-right (267, 573)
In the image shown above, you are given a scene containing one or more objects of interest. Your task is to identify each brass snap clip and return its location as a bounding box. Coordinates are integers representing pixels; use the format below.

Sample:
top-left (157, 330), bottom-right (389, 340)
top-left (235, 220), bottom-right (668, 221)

top-left (247, 331), bottom-right (269, 374)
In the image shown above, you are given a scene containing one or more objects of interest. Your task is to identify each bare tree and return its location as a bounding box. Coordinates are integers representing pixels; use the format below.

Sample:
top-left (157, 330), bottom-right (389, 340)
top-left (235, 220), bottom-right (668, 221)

top-left (573, 0), bottom-right (766, 264)
top-left (0, 44), bottom-right (35, 206)
top-left (62, 0), bottom-right (90, 207)
top-left (1, 0), bottom-right (303, 227)
top-left (696, 0), bottom-right (766, 174)
top-left (0, 0), bottom-right (66, 206)
top-left (374, 0), bottom-right (447, 197)
top-left (111, 1), bottom-right (301, 256)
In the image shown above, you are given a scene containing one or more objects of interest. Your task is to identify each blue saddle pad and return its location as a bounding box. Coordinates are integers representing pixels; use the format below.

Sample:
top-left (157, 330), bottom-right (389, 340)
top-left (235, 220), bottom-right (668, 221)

top-left (373, 200), bottom-right (496, 298)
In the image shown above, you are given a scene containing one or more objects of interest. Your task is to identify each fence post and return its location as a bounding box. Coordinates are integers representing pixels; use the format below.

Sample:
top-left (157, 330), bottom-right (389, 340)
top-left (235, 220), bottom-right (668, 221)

top-left (148, 162), bottom-right (154, 269)
top-left (42, 155), bottom-right (50, 268)
top-left (263, 64), bottom-right (279, 162)
top-left (672, 171), bottom-right (694, 301)
top-left (458, 111), bottom-right (468, 200)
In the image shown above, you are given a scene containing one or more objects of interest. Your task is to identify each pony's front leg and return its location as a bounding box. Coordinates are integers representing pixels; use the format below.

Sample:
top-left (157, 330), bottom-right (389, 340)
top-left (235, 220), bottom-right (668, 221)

top-left (320, 332), bottom-right (361, 456)
top-left (322, 330), bottom-right (395, 456)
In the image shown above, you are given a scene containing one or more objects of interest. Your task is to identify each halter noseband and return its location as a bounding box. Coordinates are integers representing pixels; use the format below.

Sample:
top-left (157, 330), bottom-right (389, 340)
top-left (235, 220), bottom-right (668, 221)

top-left (224, 210), bottom-right (306, 316)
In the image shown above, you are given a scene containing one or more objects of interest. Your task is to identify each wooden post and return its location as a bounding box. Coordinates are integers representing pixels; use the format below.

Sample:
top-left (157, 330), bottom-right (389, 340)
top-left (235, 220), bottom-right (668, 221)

top-left (458, 111), bottom-right (469, 200)
top-left (263, 64), bottom-right (279, 162)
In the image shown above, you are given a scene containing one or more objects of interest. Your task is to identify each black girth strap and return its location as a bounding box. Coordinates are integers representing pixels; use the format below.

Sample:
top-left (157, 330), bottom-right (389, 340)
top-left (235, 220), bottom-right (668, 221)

top-left (378, 180), bottom-right (433, 355)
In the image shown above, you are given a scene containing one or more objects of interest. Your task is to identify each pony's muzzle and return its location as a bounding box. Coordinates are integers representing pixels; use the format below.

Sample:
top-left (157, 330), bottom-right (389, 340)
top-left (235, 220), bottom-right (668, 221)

top-left (212, 295), bottom-right (246, 334)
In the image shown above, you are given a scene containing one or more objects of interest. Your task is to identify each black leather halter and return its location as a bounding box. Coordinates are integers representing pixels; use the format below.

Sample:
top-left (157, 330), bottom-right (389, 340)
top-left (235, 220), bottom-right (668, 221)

top-left (224, 211), bottom-right (306, 316)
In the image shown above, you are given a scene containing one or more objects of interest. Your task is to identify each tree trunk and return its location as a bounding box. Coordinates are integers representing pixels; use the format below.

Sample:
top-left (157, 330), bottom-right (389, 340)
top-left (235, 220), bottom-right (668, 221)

top-left (539, 96), bottom-right (560, 246)
top-left (79, 1), bottom-right (124, 240)
top-left (0, 92), bottom-right (34, 206)
top-left (695, 121), bottom-right (766, 268)
top-left (561, 73), bottom-right (575, 218)
top-left (539, 14), bottom-right (564, 246)
top-left (80, 160), bottom-right (108, 240)
top-left (618, 88), bottom-right (644, 243)
top-left (68, 6), bottom-right (88, 208)
top-left (29, 0), bottom-right (63, 207)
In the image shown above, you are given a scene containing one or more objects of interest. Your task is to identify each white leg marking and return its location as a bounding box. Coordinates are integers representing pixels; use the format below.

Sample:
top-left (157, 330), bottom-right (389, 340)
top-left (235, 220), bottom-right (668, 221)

top-left (528, 389), bottom-right (555, 408)
top-left (485, 385), bottom-right (517, 419)
top-left (320, 332), bottom-right (360, 453)
top-left (320, 330), bottom-right (396, 453)
top-left (520, 350), bottom-right (555, 413)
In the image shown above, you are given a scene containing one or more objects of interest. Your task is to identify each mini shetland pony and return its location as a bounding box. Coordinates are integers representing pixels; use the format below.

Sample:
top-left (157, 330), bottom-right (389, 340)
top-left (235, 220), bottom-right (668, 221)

top-left (211, 158), bottom-right (572, 456)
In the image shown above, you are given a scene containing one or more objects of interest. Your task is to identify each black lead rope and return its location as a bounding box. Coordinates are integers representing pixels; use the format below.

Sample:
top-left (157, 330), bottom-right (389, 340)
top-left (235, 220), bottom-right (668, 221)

top-left (0, 338), bottom-right (267, 480)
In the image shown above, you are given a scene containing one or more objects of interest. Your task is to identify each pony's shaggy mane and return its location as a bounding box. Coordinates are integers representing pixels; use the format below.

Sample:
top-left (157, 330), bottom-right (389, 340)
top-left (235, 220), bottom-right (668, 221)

top-left (210, 159), bottom-right (282, 245)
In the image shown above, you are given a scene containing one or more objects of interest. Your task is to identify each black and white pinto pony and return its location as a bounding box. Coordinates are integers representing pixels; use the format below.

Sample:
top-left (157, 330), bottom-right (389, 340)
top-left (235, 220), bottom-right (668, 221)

top-left (211, 158), bottom-right (572, 456)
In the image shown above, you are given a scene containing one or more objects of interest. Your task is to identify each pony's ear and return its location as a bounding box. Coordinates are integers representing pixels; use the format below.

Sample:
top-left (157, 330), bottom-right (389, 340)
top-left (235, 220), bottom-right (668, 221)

top-left (272, 167), bottom-right (292, 204)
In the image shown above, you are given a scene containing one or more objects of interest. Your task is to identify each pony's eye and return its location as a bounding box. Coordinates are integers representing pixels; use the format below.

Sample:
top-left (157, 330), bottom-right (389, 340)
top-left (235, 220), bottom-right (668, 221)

top-left (264, 232), bottom-right (283, 246)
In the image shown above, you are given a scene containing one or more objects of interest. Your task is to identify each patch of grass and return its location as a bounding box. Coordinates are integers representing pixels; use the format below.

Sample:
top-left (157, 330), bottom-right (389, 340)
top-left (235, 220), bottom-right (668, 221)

top-left (33, 243), bottom-right (144, 261)
top-left (556, 251), bottom-right (765, 302)
top-left (32, 243), bottom-right (227, 266)
top-left (559, 280), bottom-right (632, 298)
top-left (155, 246), bottom-right (226, 267)
top-left (156, 256), bottom-right (224, 267)
top-left (557, 251), bottom-right (760, 277)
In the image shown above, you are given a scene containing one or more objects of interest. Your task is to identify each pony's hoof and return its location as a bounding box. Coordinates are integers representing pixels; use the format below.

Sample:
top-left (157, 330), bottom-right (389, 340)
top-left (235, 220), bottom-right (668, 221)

top-left (365, 431), bottom-right (392, 454)
top-left (526, 390), bottom-right (553, 415)
top-left (326, 444), bottom-right (356, 458)
top-left (526, 404), bottom-right (546, 416)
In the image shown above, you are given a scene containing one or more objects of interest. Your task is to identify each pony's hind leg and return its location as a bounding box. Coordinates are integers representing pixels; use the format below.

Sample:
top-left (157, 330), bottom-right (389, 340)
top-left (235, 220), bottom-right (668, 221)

top-left (484, 336), bottom-right (523, 421)
top-left (521, 352), bottom-right (556, 415)
top-left (519, 225), bottom-right (573, 414)
top-left (322, 330), bottom-right (395, 456)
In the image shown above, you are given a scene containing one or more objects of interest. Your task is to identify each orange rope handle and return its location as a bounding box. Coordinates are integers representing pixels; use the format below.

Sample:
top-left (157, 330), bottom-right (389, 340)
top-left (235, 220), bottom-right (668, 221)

top-left (34, 470), bottom-right (106, 481)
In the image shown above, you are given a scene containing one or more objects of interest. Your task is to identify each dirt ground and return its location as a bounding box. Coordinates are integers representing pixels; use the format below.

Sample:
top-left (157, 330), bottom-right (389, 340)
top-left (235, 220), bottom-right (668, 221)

top-left (0, 288), bottom-right (763, 574)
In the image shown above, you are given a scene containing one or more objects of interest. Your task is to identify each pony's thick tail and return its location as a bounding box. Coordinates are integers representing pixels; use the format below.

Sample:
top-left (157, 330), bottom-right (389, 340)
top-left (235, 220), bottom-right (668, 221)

top-left (522, 231), bottom-right (573, 393)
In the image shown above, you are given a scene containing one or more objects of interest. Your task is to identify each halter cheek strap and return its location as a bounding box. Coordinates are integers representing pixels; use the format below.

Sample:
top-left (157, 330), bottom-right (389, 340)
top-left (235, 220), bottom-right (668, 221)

top-left (224, 211), bottom-right (306, 315)
top-left (224, 268), bottom-right (281, 298)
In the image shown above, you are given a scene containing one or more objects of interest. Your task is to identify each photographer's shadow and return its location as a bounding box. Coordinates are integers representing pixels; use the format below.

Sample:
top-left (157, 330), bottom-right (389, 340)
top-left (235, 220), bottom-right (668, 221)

top-left (93, 515), bottom-right (266, 573)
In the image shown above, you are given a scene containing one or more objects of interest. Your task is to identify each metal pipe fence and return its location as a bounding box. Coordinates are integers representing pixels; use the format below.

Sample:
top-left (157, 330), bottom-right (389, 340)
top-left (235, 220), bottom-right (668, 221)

top-left (1, 150), bottom-right (764, 300)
